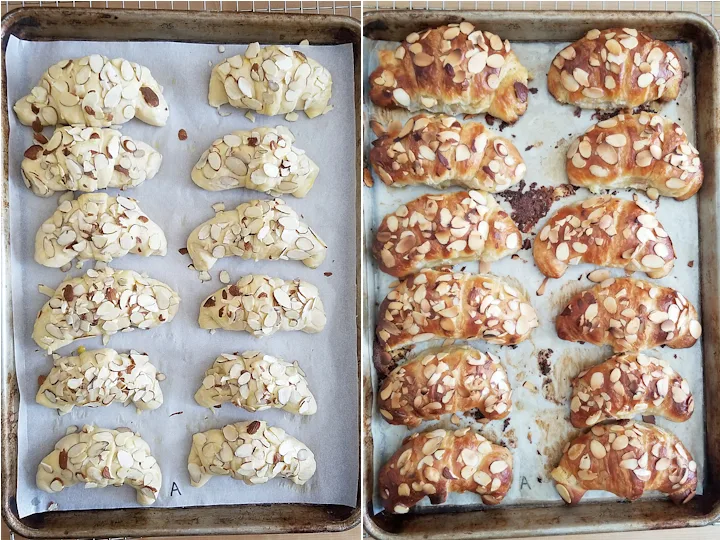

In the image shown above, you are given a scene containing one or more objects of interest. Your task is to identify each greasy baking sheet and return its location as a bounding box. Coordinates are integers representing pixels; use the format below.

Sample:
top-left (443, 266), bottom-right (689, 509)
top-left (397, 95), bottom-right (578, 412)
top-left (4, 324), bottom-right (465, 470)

top-left (364, 37), bottom-right (704, 513)
top-left (7, 37), bottom-right (357, 518)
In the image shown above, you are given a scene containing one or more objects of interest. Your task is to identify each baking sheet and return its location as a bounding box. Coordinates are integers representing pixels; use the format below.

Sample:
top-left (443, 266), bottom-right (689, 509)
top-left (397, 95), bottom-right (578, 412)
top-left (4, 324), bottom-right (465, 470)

top-left (363, 37), bottom-right (705, 513)
top-left (6, 36), bottom-right (358, 518)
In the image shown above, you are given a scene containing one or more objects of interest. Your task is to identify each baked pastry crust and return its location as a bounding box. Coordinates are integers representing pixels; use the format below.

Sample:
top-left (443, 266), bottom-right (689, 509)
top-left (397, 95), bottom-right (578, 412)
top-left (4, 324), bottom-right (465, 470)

top-left (37, 349), bottom-right (163, 414)
top-left (378, 345), bottom-right (511, 427)
top-left (534, 195), bottom-right (675, 279)
top-left (548, 28), bottom-right (682, 109)
top-left (375, 270), bottom-right (538, 375)
top-left (369, 114), bottom-right (525, 192)
top-left (373, 190), bottom-right (520, 277)
top-left (209, 44), bottom-right (332, 118)
top-left (37, 424), bottom-right (162, 505)
top-left (33, 267), bottom-right (180, 353)
top-left (556, 277), bottom-right (701, 352)
top-left (187, 198), bottom-right (326, 272)
top-left (569, 352), bottom-right (693, 428)
top-left (15, 55), bottom-right (169, 127)
top-left (188, 421), bottom-right (315, 487)
top-left (369, 24), bottom-right (530, 123)
top-left (21, 126), bottom-right (162, 197)
top-left (378, 426), bottom-right (513, 513)
top-left (35, 194), bottom-right (166, 267)
top-left (194, 351), bottom-right (317, 415)
top-left (566, 113), bottom-right (702, 200)
top-left (191, 127), bottom-right (319, 197)
top-left (552, 421), bottom-right (697, 505)
top-left (199, 275), bottom-right (326, 337)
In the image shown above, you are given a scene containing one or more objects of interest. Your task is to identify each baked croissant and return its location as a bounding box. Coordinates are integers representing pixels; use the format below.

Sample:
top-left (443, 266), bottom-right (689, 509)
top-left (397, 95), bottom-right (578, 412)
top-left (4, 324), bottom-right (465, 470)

top-left (188, 421), bottom-right (316, 487)
top-left (534, 195), bottom-right (675, 279)
top-left (369, 114), bottom-right (526, 192)
top-left (209, 44), bottom-right (332, 118)
top-left (37, 424), bottom-right (162, 505)
top-left (552, 421), bottom-right (697, 504)
top-left (194, 351), bottom-right (317, 415)
top-left (35, 194), bottom-right (166, 268)
top-left (199, 275), bottom-right (326, 337)
top-left (191, 127), bottom-right (319, 197)
top-left (570, 352), bottom-right (693, 428)
top-left (566, 113), bottom-right (702, 200)
top-left (556, 277), bottom-right (701, 352)
top-left (37, 349), bottom-right (163, 414)
top-left (369, 23), bottom-right (530, 123)
top-left (21, 126), bottom-right (162, 197)
top-left (378, 426), bottom-right (513, 514)
top-left (375, 270), bottom-right (538, 375)
top-left (548, 28), bottom-right (683, 109)
top-left (373, 190), bottom-right (521, 278)
top-left (187, 198), bottom-right (326, 272)
top-left (33, 267), bottom-right (180, 353)
top-left (378, 345), bottom-right (511, 427)
top-left (15, 55), bottom-right (169, 128)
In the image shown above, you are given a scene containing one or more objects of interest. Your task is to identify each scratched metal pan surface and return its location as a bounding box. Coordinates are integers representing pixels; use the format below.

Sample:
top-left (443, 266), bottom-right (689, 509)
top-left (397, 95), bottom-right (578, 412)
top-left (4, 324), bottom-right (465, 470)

top-left (362, 9), bottom-right (720, 539)
top-left (0, 7), bottom-right (361, 538)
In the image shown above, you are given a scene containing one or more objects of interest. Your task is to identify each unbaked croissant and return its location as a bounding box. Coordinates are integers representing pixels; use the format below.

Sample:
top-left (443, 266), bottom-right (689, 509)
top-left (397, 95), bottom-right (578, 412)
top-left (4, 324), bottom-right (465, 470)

top-left (548, 28), bottom-right (683, 110)
top-left (534, 195), bottom-right (675, 279)
top-left (378, 426), bottom-right (513, 514)
top-left (378, 345), bottom-right (511, 427)
top-left (375, 270), bottom-right (538, 375)
top-left (373, 190), bottom-right (521, 277)
top-left (209, 44), bottom-right (332, 118)
top-left (556, 277), bottom-right (701, 352)
top-left (369, 114), bottom-right (525, 192)
top-left (552, 421), bottom-right (697, 504)
top-left (566, 112), bottom-right (702, 200)
top-left (570, 352), bottom-right (693, 428)
top-left (15, 55), bottom-right (169, 128)
top-left (37, 424), bottom-right (162, 505)
top-left (369, 23), bottom-right (530, 123)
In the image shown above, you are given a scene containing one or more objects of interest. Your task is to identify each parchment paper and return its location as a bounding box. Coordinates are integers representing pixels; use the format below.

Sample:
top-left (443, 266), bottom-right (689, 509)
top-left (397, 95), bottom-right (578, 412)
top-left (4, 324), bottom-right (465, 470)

top-left (363, 37), bottom-right (704, 513)
top-left (6, 36), bottom-right (358, 518)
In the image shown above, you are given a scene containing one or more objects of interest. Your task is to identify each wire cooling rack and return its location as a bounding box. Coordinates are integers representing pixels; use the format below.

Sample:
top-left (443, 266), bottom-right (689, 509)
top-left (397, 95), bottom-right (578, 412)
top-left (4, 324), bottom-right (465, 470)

top-left (1, 1), bottom-right (362, 18)
top-left (366, 1), bottom-right (719, 29)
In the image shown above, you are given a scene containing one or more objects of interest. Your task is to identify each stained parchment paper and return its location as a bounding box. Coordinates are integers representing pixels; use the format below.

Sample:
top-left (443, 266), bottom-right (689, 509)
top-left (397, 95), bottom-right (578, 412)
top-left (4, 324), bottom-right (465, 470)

top-left (363, 37), bottom-right (704, 513)
top-left (6, 36), bottom-right (358, 518)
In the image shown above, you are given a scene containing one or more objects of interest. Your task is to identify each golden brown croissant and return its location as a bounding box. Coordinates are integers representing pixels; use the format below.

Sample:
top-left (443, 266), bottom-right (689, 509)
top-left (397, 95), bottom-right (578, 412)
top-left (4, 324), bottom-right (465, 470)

top-left (375, 270), bottom-right (538, 375)
top-left (534, 195), bottom-right (675, 279)
top-left (556, 277), bottom-right (701, 352)
top-left (548, 28), bottom-right (683, 110)
top-left (552, 421), bottom-right (697, 504)
top-left (369, 24), bottom-right (530, 123)
top-left (370, 114), bottom-right (526, 192)
top-left (570, 352), bottom-right (693, 428)
top-left (378, 345), bottom-right (512, 427)
top-left (378, 426), bottom-right (513, 513)
top-left (373, 190), bottom-right (521, 278)
top-left (566, 113), bottom-right (702, 200)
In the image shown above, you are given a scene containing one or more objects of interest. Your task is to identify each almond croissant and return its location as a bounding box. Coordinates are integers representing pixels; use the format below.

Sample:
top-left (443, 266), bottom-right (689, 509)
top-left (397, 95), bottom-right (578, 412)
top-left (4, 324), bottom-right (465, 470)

top-left (379, 427), bottom-right (513, 514)
top-left (556, 277), bottom-right (701, 352)
top-left (373, 190), bottom-right (521, 278)
top-left (570, 352), bottom-right (693, 428)
top-left (369, 114), bottom-right (525, 192)
top-left (370, 23), bottom-right (530, 123)
top-left (566, 112), bottom-right (702, 200)
top-left (534, 195), bottom-right (675, 279)
top-left (552, 421), bottom-right (697, 505)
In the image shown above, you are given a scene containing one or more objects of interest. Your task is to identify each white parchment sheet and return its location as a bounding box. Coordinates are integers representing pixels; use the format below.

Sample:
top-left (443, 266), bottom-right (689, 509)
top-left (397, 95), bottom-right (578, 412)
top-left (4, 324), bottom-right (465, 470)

top-left (363, 38), bottom-right (704, 514)
top-left (6, 37), bottom-right (358, 518)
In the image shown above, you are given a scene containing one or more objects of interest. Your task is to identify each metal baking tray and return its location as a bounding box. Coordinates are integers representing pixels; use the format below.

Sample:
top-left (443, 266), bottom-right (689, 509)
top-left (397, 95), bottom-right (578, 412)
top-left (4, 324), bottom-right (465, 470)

top-left (362, 9), bottom-right (720, 539)
top-left (0, 7), bottom-right (361, 538)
